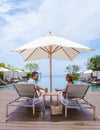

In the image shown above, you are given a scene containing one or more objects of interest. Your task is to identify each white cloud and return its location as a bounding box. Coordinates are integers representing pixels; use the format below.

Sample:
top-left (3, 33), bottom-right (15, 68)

top-left (1, 0), bottom-right (100, 45)
top-left (37, 0), bottom-right (100, 43)
top-left (0, 0), bottom-right (100, 70)
top-left (0, 0), bottom-right (42, 13)
top-left (0, 0), bottom-right (11, 13)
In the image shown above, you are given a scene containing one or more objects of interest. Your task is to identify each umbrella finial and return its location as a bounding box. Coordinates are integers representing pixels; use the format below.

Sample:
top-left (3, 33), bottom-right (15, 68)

top-left (49, 31), bottom-right (53, 36)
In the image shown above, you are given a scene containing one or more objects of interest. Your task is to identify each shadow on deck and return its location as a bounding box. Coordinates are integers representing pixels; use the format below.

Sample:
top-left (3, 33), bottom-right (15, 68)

top-left (7, 101), bottom-right (100, 122)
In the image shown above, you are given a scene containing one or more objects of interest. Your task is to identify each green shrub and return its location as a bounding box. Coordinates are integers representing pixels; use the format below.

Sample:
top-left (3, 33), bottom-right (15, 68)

top-left (72, 73), bottom-right (80, 80)
top-left (26, 72), bottom-right (32, 79)
top-left (0, 72), bottom-right (4, 79)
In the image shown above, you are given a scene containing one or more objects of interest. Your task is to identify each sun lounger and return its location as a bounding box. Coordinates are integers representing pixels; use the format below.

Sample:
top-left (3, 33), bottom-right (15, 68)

top-left (5, 76), bottom-right (13, 83)
top-left (0, 78), bottom-right (8, 85)
top-left (6, 84), bottom-right (43, 122)
top-left (61, 84), bottom-right (96, 120)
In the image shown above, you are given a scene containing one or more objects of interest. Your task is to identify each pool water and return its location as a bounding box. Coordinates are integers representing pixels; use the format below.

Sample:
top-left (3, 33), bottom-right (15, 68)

top-left (0, 75), bottom-right (100, 92)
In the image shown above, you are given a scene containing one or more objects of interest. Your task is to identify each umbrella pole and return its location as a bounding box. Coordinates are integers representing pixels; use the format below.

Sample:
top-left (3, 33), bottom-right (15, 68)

top-left (50, 53), bottom-right (52, 103)
top-left (50, 53), bottom-right (52, 93)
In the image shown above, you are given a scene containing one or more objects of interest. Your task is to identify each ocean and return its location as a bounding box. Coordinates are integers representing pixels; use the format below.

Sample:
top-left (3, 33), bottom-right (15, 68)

top-left (0, 75), bottom-right (100, 92)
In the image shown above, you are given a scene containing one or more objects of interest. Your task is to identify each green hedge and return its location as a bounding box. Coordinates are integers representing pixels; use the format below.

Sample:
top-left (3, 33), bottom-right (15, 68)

top-left (72, 73), bottom-right (80, 80)
top-left (0, 72), bottom-right (4, 79)
top-left (26, 72), bottom-right (32, 79)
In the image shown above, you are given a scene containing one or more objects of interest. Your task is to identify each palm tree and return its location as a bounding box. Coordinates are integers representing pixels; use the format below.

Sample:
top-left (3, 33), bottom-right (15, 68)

top-left (25, 63), bottom-right (39, 72)
top-left (87, 55), bottom-right (100, 71)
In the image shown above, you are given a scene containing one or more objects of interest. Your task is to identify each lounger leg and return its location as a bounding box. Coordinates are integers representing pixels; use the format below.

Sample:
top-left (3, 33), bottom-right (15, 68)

top-left (50, 96), bottom-right (52, 104)
top-left (43, 102), bottom-right (45, 112)
top-left (65, 106), bottom-right (67, 118)
top-left (6, 104), bottom-right (8, 122)
top-left (42, 95), bottom-right (45, 111)
top-left (33, 104), bottom-right (35, 116)
top-left (57, 95), bottom-right (59, 105)
top-left (41, 103), bottom-right (44, 118)
top-left (93, 106), bottom-right (96, 120)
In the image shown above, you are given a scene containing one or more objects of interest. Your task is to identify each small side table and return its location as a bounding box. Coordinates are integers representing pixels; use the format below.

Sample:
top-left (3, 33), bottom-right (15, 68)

top-left (42, 92), bottom-right (59, 110)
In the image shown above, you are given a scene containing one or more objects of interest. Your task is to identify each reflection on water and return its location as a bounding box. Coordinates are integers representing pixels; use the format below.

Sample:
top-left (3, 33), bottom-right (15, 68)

top-left (0, 75), bottom-right (100, 92)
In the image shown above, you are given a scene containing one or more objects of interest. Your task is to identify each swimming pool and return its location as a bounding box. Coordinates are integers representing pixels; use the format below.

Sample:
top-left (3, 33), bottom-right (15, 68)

top-left (0, 75), bottom-right (100, 92)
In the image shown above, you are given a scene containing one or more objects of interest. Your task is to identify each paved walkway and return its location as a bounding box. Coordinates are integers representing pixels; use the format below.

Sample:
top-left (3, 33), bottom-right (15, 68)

top-left (0, 90), bottom-right (100, 130)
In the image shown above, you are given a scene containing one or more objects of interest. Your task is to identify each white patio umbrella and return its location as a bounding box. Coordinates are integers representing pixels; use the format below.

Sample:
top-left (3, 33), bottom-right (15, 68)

top-left (12, 32), bottom-right (94, 92)
top-left (84, 70), bottom-right (93, 74)
top-left (0, 67), bottom-right (10, 72)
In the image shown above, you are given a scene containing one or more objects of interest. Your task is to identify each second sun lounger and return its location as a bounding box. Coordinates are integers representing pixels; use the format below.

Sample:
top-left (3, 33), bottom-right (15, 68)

top-left (61, 84), bottom-right (96, 120)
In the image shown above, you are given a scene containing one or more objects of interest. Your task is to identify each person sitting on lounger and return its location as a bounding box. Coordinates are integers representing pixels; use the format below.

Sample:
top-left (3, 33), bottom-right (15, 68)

top-left (28, 71), bottom-right (47, 93)
top-left (55, 74), bottom-right (73, 97)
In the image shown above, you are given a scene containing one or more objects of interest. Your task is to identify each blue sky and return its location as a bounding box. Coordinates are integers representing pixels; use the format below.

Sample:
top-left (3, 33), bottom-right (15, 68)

top-left (0, 0), bottom-right (100, 74)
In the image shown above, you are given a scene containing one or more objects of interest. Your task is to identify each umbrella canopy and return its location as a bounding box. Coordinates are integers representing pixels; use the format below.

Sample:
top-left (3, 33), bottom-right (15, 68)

top-left (0, 67), bottom-right (10, 72)
top-left (84, 70), bottom-right (93, 74)
top-left (12, 32), bottom-right (94, 92)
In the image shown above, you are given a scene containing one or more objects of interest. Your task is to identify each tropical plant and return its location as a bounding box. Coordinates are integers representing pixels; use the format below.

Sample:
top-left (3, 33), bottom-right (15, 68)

top-left (71, 73), bottom-right (80, 80)
top-left (0, 62), bottom-right (24, 72)
top-left (65, 64), bottom-right (80, 74)
top-left (26, 72), bottom-right (32, 79)
top-left (87, 55), bottom-right (100, 71)
top-left (0, 72), bottom-right (4, 79)
top-left (0, 63), bottom-right (5, 67)
top-left (25, 63), bottom-right (39, 72)
top-left (65, 64), bottom-right (80, 80)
